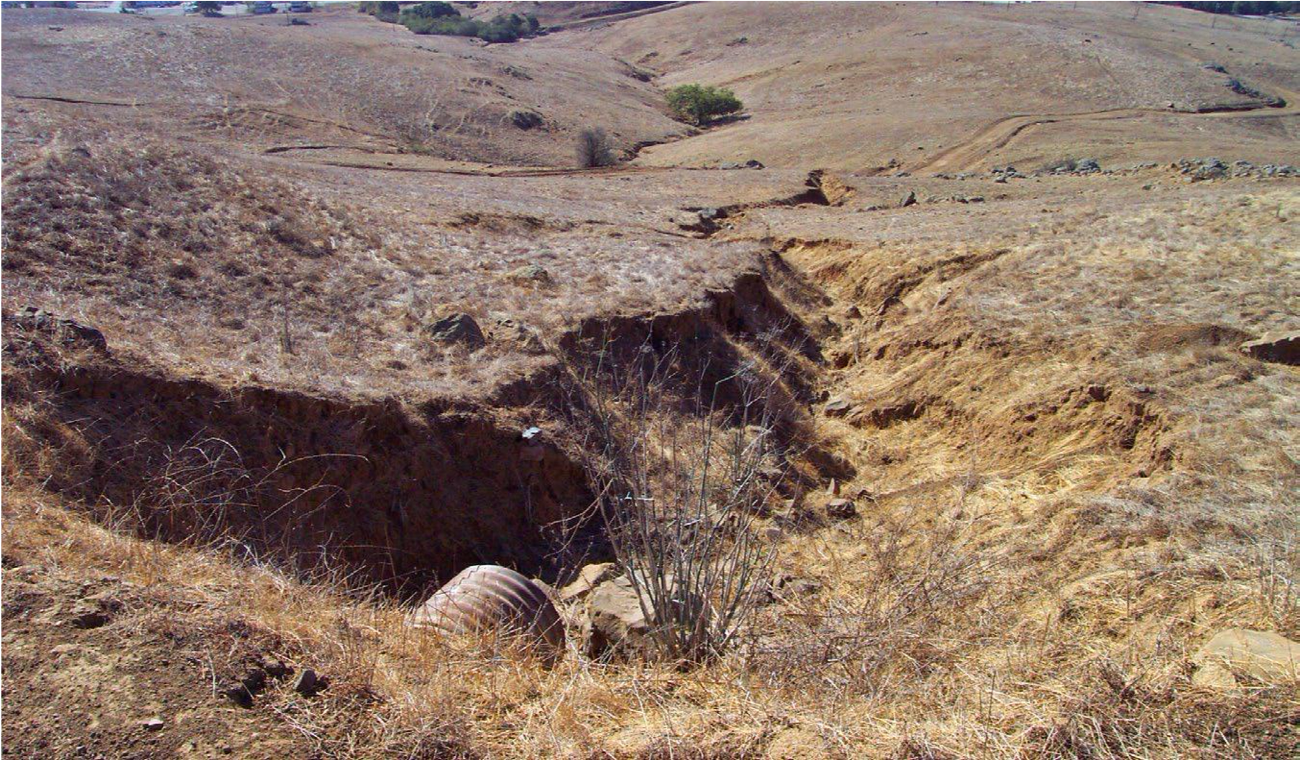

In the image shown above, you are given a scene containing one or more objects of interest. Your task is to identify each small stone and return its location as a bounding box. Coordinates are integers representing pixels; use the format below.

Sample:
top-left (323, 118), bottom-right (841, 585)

top-left (142, 717), bottom-right (165, 731)
top-left (505, 263), bottom-right (552, 284)
top-left (774, 573), bottom-right (822, 597)
top-left (825, 498), bottom-right (856, 519)
top-left (224, 668), bottom-right (267, 708)
top-left (257, 656), bottom-right (289, 679)
top-left (293, 668), bottom-right (320, 697)
top-left (899, 190), bottom-right (917, 207)
top-left (823, 397), bottom-right (851, 417)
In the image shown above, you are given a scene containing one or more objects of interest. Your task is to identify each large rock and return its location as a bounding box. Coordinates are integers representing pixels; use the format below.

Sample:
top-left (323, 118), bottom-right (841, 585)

top-left (423, 312), bottom-right (485, 348)
top-left (580, 573), bottom-right (713, 660)
top-left (560, 562), bottom-right (618, 603)
top-left (1241, 331), bottom-right (1299, 366)
top-left (1192, 628), bottom-right (1300, 688)
top-left (581, 575), bottom-right (656, 660)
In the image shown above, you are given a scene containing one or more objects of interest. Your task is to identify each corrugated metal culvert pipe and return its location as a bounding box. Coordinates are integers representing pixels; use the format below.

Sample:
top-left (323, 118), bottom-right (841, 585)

top-left (409, 564), bottom-right (565, 660)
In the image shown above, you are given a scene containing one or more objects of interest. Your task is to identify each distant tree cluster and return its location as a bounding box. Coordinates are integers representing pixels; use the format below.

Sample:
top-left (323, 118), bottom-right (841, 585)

top-left (357, 1), bottom-right (400, 23)
top-left (665, 84), bottom-right (743, 125)
top-left (1164, 2), bottom-right (1300, 15)
top-left (360, 2), bottom-right (540, 43)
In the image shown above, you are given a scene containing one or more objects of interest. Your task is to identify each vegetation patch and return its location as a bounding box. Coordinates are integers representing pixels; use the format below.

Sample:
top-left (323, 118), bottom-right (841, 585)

top-left (666, 84), bottom-right (744, 125)
top-left (361, 2), bottom-right (542, 43)
top-left (1171, 1), bottom-right (1300, 16)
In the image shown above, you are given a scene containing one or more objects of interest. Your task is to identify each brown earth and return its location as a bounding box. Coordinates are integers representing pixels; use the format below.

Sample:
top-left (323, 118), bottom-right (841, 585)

top-left (2, 2), bottom-right (1298, 759)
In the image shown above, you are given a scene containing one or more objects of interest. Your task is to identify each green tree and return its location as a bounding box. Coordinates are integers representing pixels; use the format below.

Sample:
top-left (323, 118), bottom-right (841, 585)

top-left (665, 84), bottom-right (743, 126)
top-left (400, 2), bottom-right (458, 20)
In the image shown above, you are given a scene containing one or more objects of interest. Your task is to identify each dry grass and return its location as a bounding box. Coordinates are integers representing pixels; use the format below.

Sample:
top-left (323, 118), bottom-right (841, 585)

top-left (572, 2), bottom-right (1300, 170)
top-left (4, 473), bottom-right (1295, 759)
top-left (0, 136), bottom-right (759, 401)
top-left (0, 4), bottom-right (688, 166)
top-left (3, 5), bottom-right (1298, 757)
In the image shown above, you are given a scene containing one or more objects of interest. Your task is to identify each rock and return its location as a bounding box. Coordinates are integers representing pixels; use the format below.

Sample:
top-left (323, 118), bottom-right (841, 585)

top-left (581, 575), bottom-right (655, 660)
top-left (773, 572), bottom-right (822, 597)
top-left (68, 593), bottom-right (122, 629)
top-left (1241, 332), bottom-right (1299, 366)
top-left (1192, 628), bottom-right (1300, 687)
top-left (899, 190), bottom-right (917, 208)
top-left (560, 562), bottom-right (618, 602)
top-left (69, 603), bottom-right (110, 630)
top-left (676, 207), bottom-right (727, 235)
top-left (224, 668), bottom-right (267, 708)
top-left (825, 498), bottom-right (856, 519)
top-left (292, 668), bottom-right (320, 697)
top-left (505, 263), bottom-right (552, 284)
top-left (823, 397), bottom-right (851, 417)
top-left (257, 656), bottom-right (289, 679)
top-left (1180, 157), bottom-right (1228, 181)
top-left (142, 717), bottom-right (165, 731)
top-left (423, 313), bottom-right (485, 348)
top-left (580, 574), bottom-right (706, 660)
top-left (744, 159), bottom-right (764, 169)
top-left (509, 110), bottom-right (543, 130)
top-left (489, 314), bottom-right (545, 353)
top-left (1075, 158), bottom-right (1100, 173)
top-left (718, 161), bottom-right (743, 170)
top-left (11, 306), bottom-right (108, 353)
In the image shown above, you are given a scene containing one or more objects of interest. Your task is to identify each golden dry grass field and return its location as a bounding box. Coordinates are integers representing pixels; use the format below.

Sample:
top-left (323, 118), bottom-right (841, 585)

top-left (1, 2), bottom-right (1298, 758)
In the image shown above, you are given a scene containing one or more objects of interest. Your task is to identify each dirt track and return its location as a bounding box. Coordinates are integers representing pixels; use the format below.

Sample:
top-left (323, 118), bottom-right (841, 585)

top-left (912, 97), bottom-right (1296, 173)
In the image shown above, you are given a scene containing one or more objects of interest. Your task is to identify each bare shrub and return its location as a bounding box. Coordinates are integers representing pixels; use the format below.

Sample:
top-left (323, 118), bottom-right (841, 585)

top-left (575, 127), bottom-right (616, 168)
top-left (567, 339), bottom-right (787, 662)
